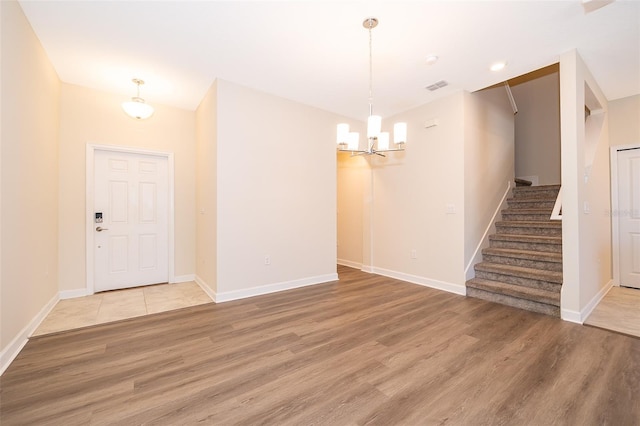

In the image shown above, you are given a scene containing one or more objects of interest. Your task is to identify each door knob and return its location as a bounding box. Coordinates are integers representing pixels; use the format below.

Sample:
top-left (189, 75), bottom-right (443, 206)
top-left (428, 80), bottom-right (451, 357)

top-left (96, 226), bottom-right (109, 232)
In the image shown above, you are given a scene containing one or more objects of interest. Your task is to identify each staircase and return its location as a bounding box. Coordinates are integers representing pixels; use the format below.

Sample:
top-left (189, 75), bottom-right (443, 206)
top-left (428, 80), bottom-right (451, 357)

top-left (466, 184), bottom-right (562, 316)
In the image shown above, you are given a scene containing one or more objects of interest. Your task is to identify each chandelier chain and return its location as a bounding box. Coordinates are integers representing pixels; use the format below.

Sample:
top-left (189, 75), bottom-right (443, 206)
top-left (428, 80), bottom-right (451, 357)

top-left (368, 23), bottom-right (373, 112)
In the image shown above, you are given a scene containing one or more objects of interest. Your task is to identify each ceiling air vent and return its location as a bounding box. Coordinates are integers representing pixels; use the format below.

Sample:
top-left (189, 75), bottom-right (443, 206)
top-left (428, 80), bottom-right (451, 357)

top-left (426, 80), bottom-right (448, 91)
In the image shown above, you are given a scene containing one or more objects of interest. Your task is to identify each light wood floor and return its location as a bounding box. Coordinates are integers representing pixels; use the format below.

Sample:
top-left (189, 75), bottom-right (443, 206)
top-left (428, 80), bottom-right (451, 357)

top-left (585, 285), bottom-right (640, 338)
top-left (2, 266), bottom-right (639, 425)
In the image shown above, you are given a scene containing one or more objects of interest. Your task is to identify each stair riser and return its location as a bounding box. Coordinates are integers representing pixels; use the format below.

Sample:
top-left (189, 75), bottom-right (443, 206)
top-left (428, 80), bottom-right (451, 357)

top-left (474, 270), bottom-right (562, 291)
top-left (502, 212), bottom-right (553, 221)
top-left (512, 190), bottom-right (560, 199)
top-left (482, 254), bottom-right (563, 272)
top-left (489, 239), bottom-right (562, 253)
top-left (496, 225), bottom-right (562, 237)
top-left (467, 287), bottom-right (560, 317)
top-left (507, 200), bottom-right (556, 209)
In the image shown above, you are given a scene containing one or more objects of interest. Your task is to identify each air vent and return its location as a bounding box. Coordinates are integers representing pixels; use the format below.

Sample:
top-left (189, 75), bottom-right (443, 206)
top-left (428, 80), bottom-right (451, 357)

top-left (426, 80), bottom-right (448, 91)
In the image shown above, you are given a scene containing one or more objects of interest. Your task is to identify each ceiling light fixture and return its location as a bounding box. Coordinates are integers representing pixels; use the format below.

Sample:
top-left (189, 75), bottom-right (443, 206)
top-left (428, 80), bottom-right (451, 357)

top-left (490, 62), bottom-right (507, 72)
top-left (122, 78), bottom-right (154, 120)
top-left (337, 18), bottom-right (406, 156)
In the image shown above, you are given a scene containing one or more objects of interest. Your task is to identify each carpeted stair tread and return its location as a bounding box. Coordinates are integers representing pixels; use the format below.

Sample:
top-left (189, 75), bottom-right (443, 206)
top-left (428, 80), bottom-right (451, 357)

top-left (466, 278), bottom-right (560, 306)
top-left (496, 221), bottom-right (562, 236)
top-left (466, 287), bottom-right (560, 316)
top-left (474, 262), bottom-right (563, 283)
top-left (489, 233), bottom-right (562, 244)
top-left (511, 185), bottom-right (561, 198)
top-left (521, 184), bottom-right (560, 191)
top-left (502, 208), bottom-right (554, 214)
top-left (514, 178), bottom-right (533, 186)
top-left (501, 209), bottom-right (555, 221)
top-left (482, 247), bottom-right (562, 263)
top-left (507, 198), bottom-right (557, 208)
top-left (497, 220), bottom-right (562, 229)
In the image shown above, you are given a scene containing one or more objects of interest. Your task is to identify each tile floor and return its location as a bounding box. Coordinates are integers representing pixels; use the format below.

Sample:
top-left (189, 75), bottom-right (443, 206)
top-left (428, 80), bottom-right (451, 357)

top-left (32, 282), bottom-right (213, 336)
top-left (584, 285), bottom-right (640, 338)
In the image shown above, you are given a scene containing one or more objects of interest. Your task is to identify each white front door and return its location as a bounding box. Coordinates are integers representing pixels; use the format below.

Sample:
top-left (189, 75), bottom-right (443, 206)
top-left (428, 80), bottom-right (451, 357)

top-left (617, 147), bottom-right (640, 289)
top-left (94, 149), bottom-right (169, 292)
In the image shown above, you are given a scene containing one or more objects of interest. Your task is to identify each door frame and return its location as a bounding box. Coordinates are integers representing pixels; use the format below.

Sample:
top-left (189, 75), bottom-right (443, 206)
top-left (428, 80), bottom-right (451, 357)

top-left (86, 143), bottom-right (175, 295)
top-left (610, 142), bottom-right (640, 287)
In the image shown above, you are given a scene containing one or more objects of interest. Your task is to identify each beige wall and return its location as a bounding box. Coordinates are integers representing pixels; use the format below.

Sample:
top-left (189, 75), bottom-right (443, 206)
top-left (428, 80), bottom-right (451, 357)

top-left (195, 81), bottom-right (218, 292)
top-left (1, 1), bottom-right (60, 351)
top-left (512, 72), bottom-right (561, 185)
top-left (560, 50), bottom-right (611, 321)
top-left (58, 84), bottom-right (196, 291)
top-left (370, 93), bottom-right (466, 289)
top-left (215, 80), bottom-right (338, 295)
top-left (609, 94), bottom-right (640, 147)
top-left (464, 87), bottom-right (515, 275)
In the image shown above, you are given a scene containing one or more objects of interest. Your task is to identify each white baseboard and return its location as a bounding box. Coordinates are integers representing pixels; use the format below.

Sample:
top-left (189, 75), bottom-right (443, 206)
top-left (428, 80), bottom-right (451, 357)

top-left (561, 279), bottom-right (613, 324)
top-left (581, 279), bottom-right (613, 322)
top-left (172, 274), bottom-right (196, 283)
top-left (371, 267), bottom-right (466, 296)
top-left (194, 275), bottom-right (217, 302)
top-left (59, 288), bottom-right (90, 299)
top-left (337, 259), bottom-right (362, 269)
top-left (215, 273), bottom-right (338, 303)
top-left (560, 309), bottom-right (582, 324)
top-left (1, 293), bottom-right (59, 376)
top-left (361, 264), bottom-right (374, 273)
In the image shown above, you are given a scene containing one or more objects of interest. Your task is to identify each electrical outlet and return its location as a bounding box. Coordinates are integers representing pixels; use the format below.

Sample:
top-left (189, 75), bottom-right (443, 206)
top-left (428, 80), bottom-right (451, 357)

top-left (264, 256), bottom-right (271, 266)
top-left (411, 249), bottom-right (417, 259)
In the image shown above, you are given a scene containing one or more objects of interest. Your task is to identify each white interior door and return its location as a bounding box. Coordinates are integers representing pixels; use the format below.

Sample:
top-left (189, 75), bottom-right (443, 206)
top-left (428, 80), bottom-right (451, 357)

top-left (617, 148), bottom-right (640, 289)
top-left (94, 150), bottom-right (169, 292)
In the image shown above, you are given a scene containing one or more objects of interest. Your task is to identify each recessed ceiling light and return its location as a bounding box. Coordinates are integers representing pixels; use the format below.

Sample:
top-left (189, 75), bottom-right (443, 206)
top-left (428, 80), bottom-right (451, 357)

top-left (490, 62), bottom-right (507, 71)
top-left (426, 55), bottom-right (439, 65)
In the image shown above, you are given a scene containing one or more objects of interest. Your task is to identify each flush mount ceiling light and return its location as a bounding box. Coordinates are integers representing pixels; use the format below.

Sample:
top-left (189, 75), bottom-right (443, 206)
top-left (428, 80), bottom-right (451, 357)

top-left (122, 78), bottom-right (154, 120)
top-left (425, 55), bottom-right (439, 65)
top-left (490, 61), bottom-right (507, 72)
top-left (337, 18), bottom-right (407, 157)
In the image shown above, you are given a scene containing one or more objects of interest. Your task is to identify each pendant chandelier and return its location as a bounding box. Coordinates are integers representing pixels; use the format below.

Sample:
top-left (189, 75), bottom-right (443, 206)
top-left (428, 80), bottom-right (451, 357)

top-left (122, 78), bottom-right (154, 120)
top-left (337, 18), bottom-right (407, 156)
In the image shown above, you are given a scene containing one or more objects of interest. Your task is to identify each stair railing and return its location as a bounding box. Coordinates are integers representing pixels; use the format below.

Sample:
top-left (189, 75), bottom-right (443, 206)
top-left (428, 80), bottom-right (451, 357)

top-left (551, 186), bottom-right (562, 220)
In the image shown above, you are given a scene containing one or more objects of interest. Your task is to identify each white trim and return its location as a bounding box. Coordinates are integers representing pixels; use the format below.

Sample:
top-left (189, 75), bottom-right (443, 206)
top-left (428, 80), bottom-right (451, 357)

top-left (372, 267), bottom-right (466, 296)
top-left (465, 180), bottom-right (513, 280)
top-left (562, 279), bottom-right (613, 324)
top-left (360, 264), bottom-right (374, 273)
top-left (550, 187), bottom-right (563, 221)
top-left (1, 294), bottom-right (58, 376)
top-left (561, 308), bottom-right (582, 324)
top-left (86, 144), bottom-right (175, 295)
top-left (610, 143), bottom-right (640, 287)
top-left (214, 274), bottom-right (338, 303)
top-left (172, 274), bottom-right (196, 283)
top-left (59, 288), bottom-right (90, 299)
top-left (337, 259), bottom-right (362, 269)
top-left (194, 275), bottom-right (217, 302)
top-left (581, 279), bottom-right (614, 323)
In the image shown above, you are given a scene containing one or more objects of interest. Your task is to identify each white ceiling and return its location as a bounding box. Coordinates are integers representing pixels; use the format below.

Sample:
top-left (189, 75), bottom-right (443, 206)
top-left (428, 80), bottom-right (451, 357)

top-left (18, 0), bottom-right (640, 120)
